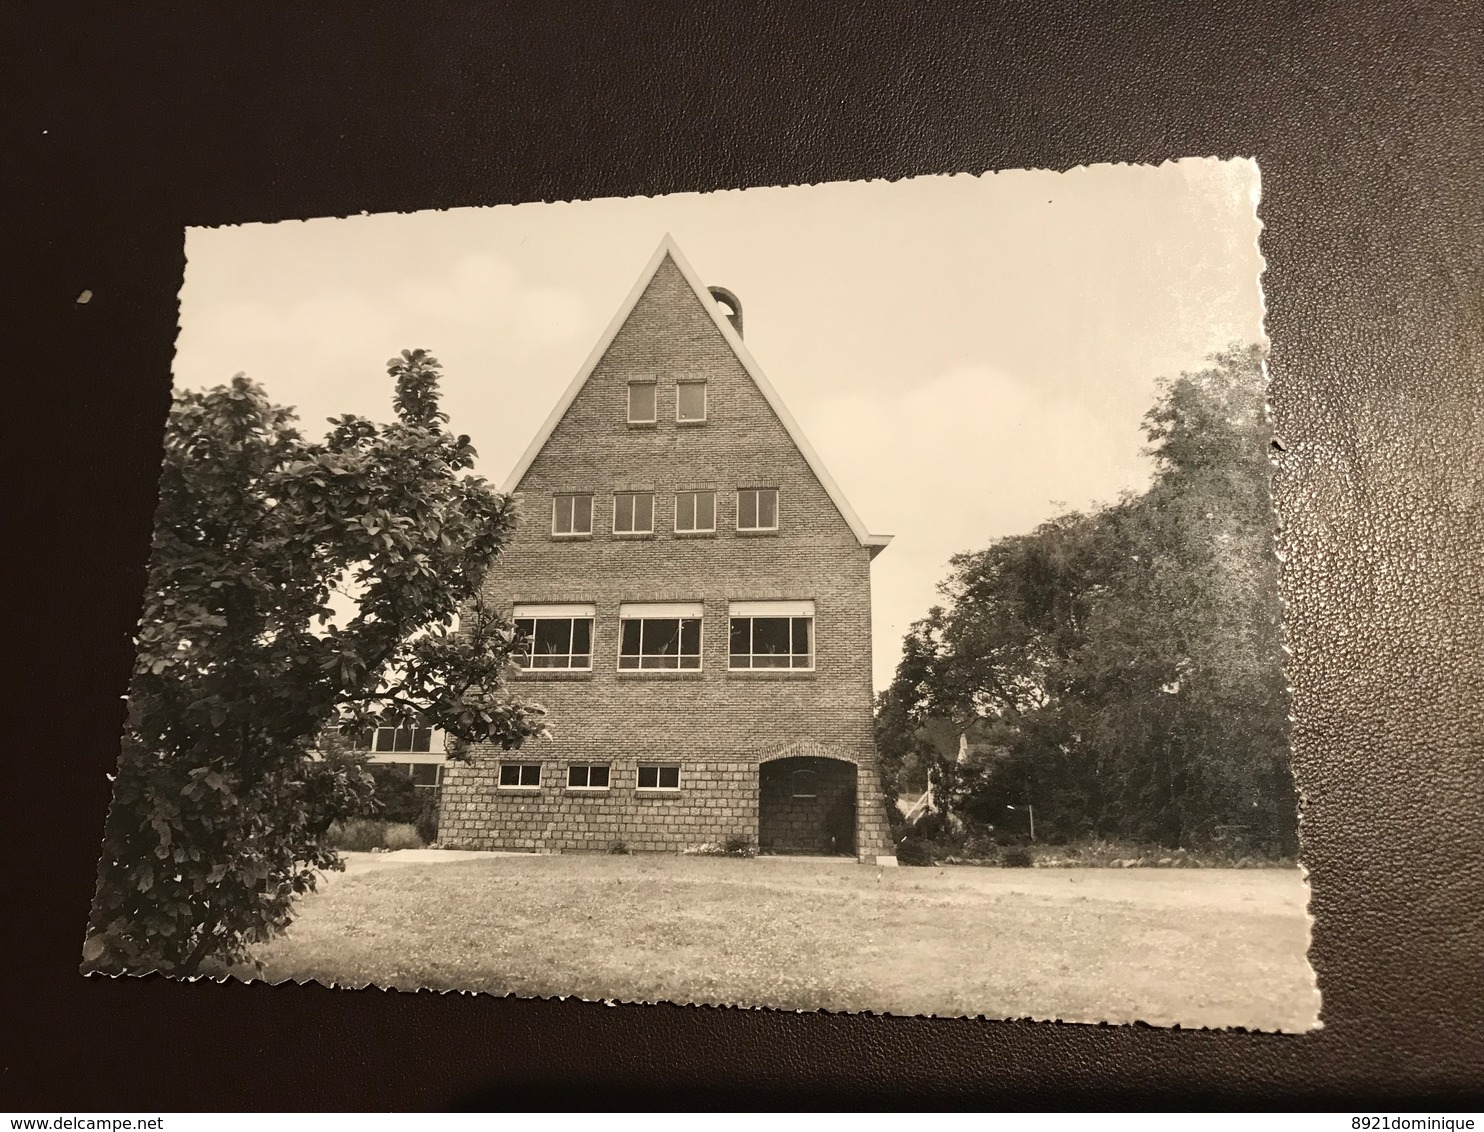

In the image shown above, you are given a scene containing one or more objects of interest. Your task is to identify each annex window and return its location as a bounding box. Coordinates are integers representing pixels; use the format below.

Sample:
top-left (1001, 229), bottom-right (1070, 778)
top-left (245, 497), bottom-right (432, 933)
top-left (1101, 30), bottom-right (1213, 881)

top-left (728, 600), bottom-right (815, 670)
top-left (567, 764), bottom-right (611, 790)
top-left (552, 493), bottom-right (593, 536)
top-left (627, 380), bottom-right (657, 424)
top-left (637, 764), bottom-right (681, 791)
top-left (618, 602), bottom-right (703, 670)
top-left (357, 721), bottom-right (434, 753)
top-left (676, 380), bottom-right (707, 423)
top-left (737, 487), bottom-right (778, 532)
top-left (409, 762), bottom-right (443, 788)
top-left (512, 603), bottom-right (595, 670)
top-left (674, 490), bottom-right (716, 533)
top-left (378, 761), bottom-right (443, 787)
top-left (613, 491), bottom-right (655, 534)
top-left (498, 762), bottom-right (542, 789)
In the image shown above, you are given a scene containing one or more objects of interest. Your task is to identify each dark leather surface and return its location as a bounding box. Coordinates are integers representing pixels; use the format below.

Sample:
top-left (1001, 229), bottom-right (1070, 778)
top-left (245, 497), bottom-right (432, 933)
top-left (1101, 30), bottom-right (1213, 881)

top-left (8, 0), bottom-right (1482, 1108)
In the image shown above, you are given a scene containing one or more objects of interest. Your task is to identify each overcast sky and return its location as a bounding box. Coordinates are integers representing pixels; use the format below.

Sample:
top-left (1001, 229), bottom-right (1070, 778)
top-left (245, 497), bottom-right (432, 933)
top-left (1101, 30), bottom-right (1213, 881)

top-left (175, 159), bottom-right (1265, 691)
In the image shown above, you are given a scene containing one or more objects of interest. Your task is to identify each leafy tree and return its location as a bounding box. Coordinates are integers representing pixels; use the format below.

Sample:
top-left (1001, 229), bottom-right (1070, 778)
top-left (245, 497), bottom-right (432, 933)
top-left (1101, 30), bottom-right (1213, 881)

top-left (86, 350), bottom-right (547, 976)
top-left (877, 346), bottom-right (1297, 855)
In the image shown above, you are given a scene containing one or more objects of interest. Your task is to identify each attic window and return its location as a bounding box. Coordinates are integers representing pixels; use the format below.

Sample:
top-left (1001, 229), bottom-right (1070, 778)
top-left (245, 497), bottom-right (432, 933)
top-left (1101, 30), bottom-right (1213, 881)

top-left (614, 491), bottom-right (655, 535)
top-left (552, 493), bottom-right (594, 536)
top-left (737, 488), bottom-right (778, 532)
top-left (627, 381), bottom-right (656, 424)
top-left (676, 381), bottom-right (707, 424)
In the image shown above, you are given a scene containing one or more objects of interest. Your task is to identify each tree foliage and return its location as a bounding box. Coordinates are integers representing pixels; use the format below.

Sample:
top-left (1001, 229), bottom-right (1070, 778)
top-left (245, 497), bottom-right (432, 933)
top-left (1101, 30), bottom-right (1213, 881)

top-left (876, 346), bottom-right (1297, 855)
top-left (86, 350), bottom-right (547, 976)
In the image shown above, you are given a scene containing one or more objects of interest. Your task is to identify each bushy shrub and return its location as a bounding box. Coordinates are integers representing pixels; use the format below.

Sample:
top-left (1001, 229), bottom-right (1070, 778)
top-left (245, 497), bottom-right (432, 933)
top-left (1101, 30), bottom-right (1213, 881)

top-left (326, 818), bottom-right (424, 851)
top-left (382, 823), bottom-right (424, 851)
top-left (328, 818), bottom-right (389, 852)
top-left (414, 790), bottom-right (440, 845)
top-left (895, 837), bottom-right (936, 867)
top-left (723, 832), bottom-right (756, 857)
top-left (1000, 846), bottom-right (1033, 868)
top-left (367, 765), bottom-right (424, 823)
top-left (607, 840), bottom-right (630, 855)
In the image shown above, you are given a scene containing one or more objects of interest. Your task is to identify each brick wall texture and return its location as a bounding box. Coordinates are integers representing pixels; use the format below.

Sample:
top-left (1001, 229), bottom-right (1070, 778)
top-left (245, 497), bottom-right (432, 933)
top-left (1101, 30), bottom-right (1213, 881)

top-left (439, 251), bottom-right (894, 861)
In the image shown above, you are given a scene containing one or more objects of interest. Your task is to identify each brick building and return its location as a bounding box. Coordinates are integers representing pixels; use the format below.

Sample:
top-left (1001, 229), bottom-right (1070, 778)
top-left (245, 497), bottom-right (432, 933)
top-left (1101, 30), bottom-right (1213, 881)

top-left (439, 236), bottom-right (896, 862)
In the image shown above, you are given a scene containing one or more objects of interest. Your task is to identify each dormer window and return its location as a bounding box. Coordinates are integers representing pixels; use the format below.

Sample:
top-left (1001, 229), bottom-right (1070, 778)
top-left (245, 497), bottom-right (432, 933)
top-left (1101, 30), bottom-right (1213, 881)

top-left (552, 493), bottom-right (594, 536)
top-left (676, 380), bottom-right (707, 424)
top-left (627, 380), bottom-right (657, 424)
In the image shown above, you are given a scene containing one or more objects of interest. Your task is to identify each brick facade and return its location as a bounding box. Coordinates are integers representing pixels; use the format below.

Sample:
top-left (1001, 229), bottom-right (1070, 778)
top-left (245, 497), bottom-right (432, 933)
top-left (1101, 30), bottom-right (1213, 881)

top-left (439, 241), bottom-right (894, 861)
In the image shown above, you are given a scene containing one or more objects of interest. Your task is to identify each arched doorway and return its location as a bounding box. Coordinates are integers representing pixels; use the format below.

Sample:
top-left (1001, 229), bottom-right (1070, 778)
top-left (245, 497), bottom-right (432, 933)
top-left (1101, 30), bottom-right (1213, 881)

top-left (758, 756), bottom-right (857, 856)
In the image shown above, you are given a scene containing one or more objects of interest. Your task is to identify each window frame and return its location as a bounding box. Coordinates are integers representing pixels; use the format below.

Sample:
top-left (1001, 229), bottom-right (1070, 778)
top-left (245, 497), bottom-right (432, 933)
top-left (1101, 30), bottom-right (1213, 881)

top-left (511, 604), bottom-right (595, 671)
top-left (736, 487), bottom-right (780, 532)
top-left (636, 764), bottom-right (682, 792)
top-left (359, 721), bottom-right (435, 753)
top-left (791, 768), bottom-right (819, 799)
top-left (566, 763), bottom-right (612, 791)
top-left (674, 489), bottom-right (717, 534)
top-left (551, 493), bottom-right (594, 536)
top-left (497, 762), bottom-right (543, 790)
top-left (727, 600), bottom-right (816, 671)
top-left (627, 380), bottom-right (657, 425)
top-left (409, 762), bottom-right (444, 789)
top-left (675, 379), bottom-right (708, 424)
top-left (617, 602), bottom-right (705, 671)
top-left (612, 491), bottom-right (655, 535)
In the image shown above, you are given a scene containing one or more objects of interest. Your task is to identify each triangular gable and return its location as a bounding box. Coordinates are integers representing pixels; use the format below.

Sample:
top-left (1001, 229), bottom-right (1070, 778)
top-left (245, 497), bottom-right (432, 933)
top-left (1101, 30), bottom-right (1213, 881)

top-left (501, 234), bottom-right (892, 557)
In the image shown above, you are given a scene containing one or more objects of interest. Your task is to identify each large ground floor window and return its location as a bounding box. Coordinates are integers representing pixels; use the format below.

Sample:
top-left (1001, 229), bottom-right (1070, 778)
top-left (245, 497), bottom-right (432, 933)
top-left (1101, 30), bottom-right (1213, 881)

top-left (618, 602), bottom-right (703, 669)
top-left (728, 600), bottom-right (815, 669)
top-left (512, 603), bottom-right (595, 669)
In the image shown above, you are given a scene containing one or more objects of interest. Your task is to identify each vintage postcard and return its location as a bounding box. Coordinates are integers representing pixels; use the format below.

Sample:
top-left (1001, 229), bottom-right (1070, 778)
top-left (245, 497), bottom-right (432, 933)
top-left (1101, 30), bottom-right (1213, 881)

top-left (86, 160), bottom-right (1319, 1030)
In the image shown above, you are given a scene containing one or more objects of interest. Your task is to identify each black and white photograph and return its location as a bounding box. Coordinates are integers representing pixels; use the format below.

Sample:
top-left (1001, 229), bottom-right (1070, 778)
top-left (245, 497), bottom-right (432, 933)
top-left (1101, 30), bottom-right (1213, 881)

top-left (84, 159), bottom-right (1319, 1031)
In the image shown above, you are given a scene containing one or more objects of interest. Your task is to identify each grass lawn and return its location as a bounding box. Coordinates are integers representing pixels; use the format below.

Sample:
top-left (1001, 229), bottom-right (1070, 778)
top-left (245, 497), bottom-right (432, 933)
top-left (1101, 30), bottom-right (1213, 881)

top-left (248, 854), bottom-right (1320, 1030)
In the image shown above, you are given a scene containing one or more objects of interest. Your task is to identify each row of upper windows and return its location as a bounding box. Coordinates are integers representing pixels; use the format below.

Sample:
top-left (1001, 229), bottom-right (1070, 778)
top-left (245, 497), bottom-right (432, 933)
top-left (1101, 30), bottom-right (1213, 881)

top-left (512, 601), bottom-right (816, 672)
top-left (626, 379), bottom-right (706, 425)
top-left (552, 488), bottom-right (778, 536)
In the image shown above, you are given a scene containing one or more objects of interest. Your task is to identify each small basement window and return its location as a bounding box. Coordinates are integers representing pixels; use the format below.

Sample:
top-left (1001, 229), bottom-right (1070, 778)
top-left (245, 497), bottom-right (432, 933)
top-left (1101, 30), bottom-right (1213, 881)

top-left (637, 764), bottom-right (681, 791)
top-left (676, 380), bottom-right (707, 423)
top-left (498, 763), bottom-right (542, 789)
top-left (627, 380), bottom-right (657, 424)
top-left (567, 764), bottom-right (611, 790)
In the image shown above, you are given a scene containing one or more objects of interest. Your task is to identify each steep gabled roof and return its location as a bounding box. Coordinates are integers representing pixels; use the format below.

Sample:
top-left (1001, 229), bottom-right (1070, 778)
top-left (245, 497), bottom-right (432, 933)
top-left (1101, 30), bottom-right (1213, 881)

top-left (501, 234), bottom-right (892, 557)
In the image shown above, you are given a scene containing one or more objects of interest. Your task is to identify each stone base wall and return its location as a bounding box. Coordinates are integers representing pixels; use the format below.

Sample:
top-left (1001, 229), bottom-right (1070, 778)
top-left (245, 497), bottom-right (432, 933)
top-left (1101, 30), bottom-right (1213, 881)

top-left (853, 758), bottom-right (894, 861)
top-left (440, 756), bottom-right (758, 854)
top-left (440, 747), bottom-right (896, 861)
